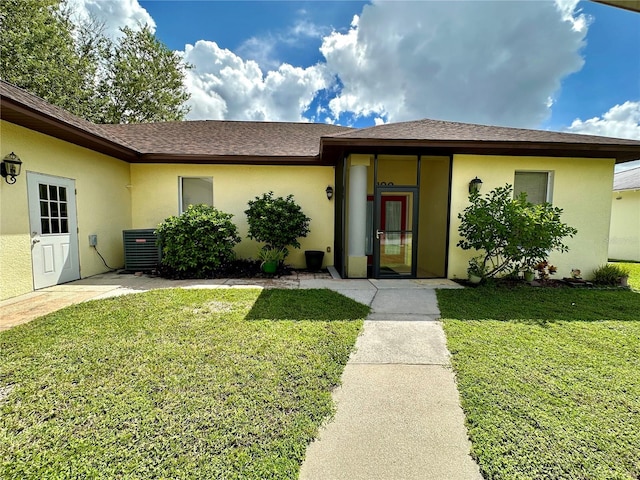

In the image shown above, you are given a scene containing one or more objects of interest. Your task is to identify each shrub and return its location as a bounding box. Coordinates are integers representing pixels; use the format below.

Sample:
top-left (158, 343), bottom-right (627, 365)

top-left (592, 264), bottom-right (630, 286)
top-left (156, 204), bottom-right (241, 278)
top-left (244, 192), bottom-right (311, 255)
top-left (457, 184), bottom-right (577, 278)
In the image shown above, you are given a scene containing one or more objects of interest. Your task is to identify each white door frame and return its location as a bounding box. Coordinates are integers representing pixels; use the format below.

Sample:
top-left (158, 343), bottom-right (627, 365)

top-left (27, 172), bottom-right (80, 289)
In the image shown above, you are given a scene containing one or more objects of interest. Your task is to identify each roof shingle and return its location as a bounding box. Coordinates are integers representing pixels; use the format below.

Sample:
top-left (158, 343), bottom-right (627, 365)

top-left (100, 121), bottom-right (352, 157)
top-left (327, 118), bottom-right (640, 146)
top-left (613, 166), bottom-right (640, 191)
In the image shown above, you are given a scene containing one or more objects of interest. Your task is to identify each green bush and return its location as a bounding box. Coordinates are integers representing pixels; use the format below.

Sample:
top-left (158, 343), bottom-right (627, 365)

top-left (457, 184), bottom-right (577, 278)
top-left (593, 263), bottom-right (630, 286)
top-left (156, 204), bottom-right (240, 278)
top-left (245, 192), bottom-right (311, 255)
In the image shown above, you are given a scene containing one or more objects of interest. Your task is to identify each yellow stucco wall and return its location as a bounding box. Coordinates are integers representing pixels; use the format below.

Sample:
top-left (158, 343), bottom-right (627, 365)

top-left (418, 157), bottom-right (450, 277)
top-left (448, 155), bottom-right (615, 280)
top-left (0, 121), bottom-right (131, 300)
top-left (130, 164), bottom-right (335, 268)
top-left (609, 189), bottom-right (640, 261)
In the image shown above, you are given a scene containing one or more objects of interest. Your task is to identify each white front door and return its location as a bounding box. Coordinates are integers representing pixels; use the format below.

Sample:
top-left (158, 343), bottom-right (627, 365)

top-left (27, 172), bottom-right (80, 289)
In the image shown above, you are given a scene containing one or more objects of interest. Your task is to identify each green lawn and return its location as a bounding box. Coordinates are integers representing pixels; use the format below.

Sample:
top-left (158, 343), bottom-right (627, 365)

top-left (613, 261), bottom-right (640, 291)
top-left (0, 288), bottom-right (368, 479)
top-left (438, 285), bottom-right (640, 479)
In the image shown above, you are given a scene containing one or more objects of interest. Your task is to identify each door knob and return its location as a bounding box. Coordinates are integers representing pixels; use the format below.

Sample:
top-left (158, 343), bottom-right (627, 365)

top-left (376, 229), bottom-right (385, 239)
top-left (32, 239), bottom-right (40, 244)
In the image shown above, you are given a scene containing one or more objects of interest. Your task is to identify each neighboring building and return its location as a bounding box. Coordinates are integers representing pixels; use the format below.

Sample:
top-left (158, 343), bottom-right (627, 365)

top-left (2, 80), bottom-right (640, 300)
top-left (609, 166), bottom-right (640, 261)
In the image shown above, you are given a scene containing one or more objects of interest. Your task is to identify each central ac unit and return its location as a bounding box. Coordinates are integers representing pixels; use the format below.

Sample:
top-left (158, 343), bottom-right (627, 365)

top-left (123, 229), bottom-right (161, 272)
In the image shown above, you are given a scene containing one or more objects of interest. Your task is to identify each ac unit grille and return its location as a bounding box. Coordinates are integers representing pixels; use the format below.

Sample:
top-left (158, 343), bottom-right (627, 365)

top-left (123, 229), bottom-right (160, 271)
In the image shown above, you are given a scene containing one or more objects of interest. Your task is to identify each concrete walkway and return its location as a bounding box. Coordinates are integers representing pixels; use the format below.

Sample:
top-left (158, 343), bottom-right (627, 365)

top-left (299, 279), bottom-right (482, 480)
top-left (1, 272), bottom-right (482, 479)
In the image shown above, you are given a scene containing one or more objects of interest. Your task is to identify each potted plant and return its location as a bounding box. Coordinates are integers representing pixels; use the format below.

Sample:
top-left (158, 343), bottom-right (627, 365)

top-left (534, 260), bottom-right (557, 281)
top-left (257, 247), bottom-right (286, 274)
top-left (592, 264), bottom-right (630, 287)
top-left (467, 256), bottom-right (487, 284)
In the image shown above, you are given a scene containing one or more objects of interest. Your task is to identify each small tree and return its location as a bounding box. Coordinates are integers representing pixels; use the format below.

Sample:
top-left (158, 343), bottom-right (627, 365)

top-left (457, 184), bottom-right (577, 278)
top-left (245, 192), bottom-right (311, 255)
top-left (156, 205), bottom-right (240, 278)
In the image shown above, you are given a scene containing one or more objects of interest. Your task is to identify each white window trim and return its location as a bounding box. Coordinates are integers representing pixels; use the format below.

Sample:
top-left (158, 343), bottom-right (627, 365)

top-left (178, 176), bottom-right (214, 214)
top-left (514, 170), bottom-right (554, 204)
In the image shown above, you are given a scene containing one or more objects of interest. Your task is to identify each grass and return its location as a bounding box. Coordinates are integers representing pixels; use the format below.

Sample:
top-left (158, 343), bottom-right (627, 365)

top-left (0, 288), bottom-right (369, 479)
top-left (437, 285), bottom-right (640, 479)
top-left (612, 261), bottom-right (640, 291)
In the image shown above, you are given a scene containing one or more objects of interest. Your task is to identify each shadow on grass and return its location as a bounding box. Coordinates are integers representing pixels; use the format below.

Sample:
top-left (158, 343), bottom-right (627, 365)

top-left (436, 285), bottom-right (640, 324)
top-left (245, 289), bottom-right (370, 322)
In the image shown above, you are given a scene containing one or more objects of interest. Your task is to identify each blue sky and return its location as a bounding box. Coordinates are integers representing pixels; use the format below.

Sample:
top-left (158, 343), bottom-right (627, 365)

top-left (73, 0), bottom-right (639, 168)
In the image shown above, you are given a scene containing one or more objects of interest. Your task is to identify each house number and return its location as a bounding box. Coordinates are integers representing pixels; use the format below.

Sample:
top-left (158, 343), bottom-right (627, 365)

top-left (377, 181), bottom-right (394, 186)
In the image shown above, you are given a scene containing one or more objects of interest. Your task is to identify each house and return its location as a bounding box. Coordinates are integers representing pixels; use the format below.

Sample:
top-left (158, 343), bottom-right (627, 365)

top-left (2, 79), bottom-right (640, 300)
top-left (609, 166), bottom-right (640, 261)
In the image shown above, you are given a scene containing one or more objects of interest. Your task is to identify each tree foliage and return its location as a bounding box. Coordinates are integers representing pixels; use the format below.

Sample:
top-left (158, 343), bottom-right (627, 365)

top-left (245, 192), bottom-right (311, 254)
top-left (0, 0), bottom-right (98, 119)
top-left (98, 25), bottom-right (190, 124)
top-left (0, 0), bottom-right (190, 124)
top-left (457, 184), bottom-right (577, 277)
top-left (156, 205), bottom-right (240, 278)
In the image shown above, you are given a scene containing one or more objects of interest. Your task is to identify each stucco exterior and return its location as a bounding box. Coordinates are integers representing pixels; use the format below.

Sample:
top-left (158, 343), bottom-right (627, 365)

top-left (448, 154), bottom-right (615, 280)
top-left (130, 164), bottom-right (335, 269)
top-left (609, 189), bottom-right (640, 261)
top-left (3, 80), bottom-right (640, 300)
top-left (1, 121), bottom-right (132, 300)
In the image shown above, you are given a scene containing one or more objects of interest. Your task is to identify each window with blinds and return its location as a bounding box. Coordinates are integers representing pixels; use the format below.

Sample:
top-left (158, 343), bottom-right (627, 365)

top-left (179, 177), bottom-right (213, 213)
top-left (514, 172), bottom-right (550, 204)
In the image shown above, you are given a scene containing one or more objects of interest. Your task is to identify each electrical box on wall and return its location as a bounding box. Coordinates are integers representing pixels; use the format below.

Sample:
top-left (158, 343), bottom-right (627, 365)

top-left (88, 234), bottom-right (98, 246)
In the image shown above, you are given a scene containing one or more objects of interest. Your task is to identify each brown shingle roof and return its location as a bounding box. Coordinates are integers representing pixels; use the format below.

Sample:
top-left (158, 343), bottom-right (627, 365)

top-left (100, 121), bottom-right (351, 159)
top-left (3, 79), bottom-right (640, 164)
top-left (327, 118), bottom-right (640, 146)
top-left (0, 80), bottom-right (138, 160)
top-left (320, 118), bottom-right (640, 162)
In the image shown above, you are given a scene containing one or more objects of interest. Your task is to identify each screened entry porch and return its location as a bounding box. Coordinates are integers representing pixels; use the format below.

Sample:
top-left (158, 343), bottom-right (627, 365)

top-left (337, 153), bottom-right (451, 279)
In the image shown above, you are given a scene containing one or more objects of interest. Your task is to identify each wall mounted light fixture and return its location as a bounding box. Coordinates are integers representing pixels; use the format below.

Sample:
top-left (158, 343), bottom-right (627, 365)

top-left (468, 177), bottom-right (483, 194)
top-left (1, 152), bottom-right (22, 184)
top-left (326, 185), bottom-right (334, 200)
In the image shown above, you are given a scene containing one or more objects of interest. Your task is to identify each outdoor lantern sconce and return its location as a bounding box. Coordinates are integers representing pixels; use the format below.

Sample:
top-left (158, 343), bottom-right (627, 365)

top-left (468, 177), bottom-right (483, 194)
top-left (1, 152), bottom-right (23, 184)
top-left (326, 185), bottom-right (334, 200)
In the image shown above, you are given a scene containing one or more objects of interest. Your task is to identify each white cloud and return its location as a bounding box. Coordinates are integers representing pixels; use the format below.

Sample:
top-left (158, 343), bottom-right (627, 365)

top-left (320, 0), bottom-right (589, 127)
top-left (566, 101), bottom-right (640, 140)
top-left (566, 102), bottom-right (640, 173)
top-left (181, 41), bottom-right (330, 122)
top-left (236, 18), bottom-right (327, 71)
top-left (67, 0), bottom-right (155, 39)
top-left (64, 0), bottom-right (600, 129)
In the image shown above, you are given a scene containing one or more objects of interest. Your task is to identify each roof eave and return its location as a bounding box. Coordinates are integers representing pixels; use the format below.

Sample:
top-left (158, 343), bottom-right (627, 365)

top-left (320, 137), bottom-right (640, 162)
top-left (136, 153), bottom-right (330, 166)
top-left (0, 97), bottom-right (138, 162)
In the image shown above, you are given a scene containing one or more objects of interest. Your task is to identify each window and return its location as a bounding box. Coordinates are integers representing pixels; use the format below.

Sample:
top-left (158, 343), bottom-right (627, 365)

top-left (39, 183), bottom-right (69, 234)
top-left (179, 177), bottom-right (213, 213)
top-left (514, 171), bottom-right (551, 204)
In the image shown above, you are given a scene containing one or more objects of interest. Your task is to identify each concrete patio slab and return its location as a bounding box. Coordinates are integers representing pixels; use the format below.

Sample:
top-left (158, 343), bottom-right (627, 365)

top-left (350, 321), bottom-right (451, 365)
top-left (223, 278), bottom-right (299, 288)
top-left (370, 288), bottom-right (441, 316)
top-left (299, 278), bottom-right (377, 290)
top-left (1, 289), bottom-right (119, 330)
top-left (370, 278), bottom-right (461, 289)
